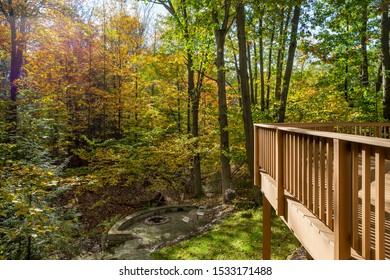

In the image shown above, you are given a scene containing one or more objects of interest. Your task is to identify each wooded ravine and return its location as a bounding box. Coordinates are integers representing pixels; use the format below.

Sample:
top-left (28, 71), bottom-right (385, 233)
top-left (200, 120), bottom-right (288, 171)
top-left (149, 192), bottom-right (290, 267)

top-left (1, 0), bottom-right (389, 259)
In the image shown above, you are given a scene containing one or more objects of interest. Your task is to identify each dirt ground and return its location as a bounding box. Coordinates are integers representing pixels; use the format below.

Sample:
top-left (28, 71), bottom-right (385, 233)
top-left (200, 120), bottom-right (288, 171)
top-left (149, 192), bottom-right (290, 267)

top-left (56, 177), bottom-right (263, 259)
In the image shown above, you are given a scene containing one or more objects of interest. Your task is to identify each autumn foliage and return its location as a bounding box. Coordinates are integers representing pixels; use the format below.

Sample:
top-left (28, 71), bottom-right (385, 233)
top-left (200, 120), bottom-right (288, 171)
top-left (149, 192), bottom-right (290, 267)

top-left (1, 0), bottom-right (389, 259)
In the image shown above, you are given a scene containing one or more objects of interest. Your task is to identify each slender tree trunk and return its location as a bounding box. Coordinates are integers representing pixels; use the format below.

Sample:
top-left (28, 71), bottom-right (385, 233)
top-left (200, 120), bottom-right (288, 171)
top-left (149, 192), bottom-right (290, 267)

top-left (259, 15), bottom-right (266, 111)
top-left (87, 39), bottom-right (93, 138)
top-left (236, 0), bottom-right (254, 184)
top-left (176, 82), bottom-right (182, 133)
top-left (158, 1), bottom-right (203, 197)
top-left (247, 42), bottom-right (254, 104)
top-left (345, 64), bottom-right (349, 101)
top-left (184, 13), bottom-right (203, 197)
top-left (214, 29), bottom-right (232, 193)
top-left (275, 7), bottom-right (291, 101)
top-left (188, 54), bottom-right (203, 197)
top-left (212, 0), bottom-right (232, 194)
top-left (360, 2), bottom-right (369, 87)
top-left (6, 14), bottom-right (26, 139)
top-left (266, 25), bottom-right (275, 109)
top-left (187, 95), bottom-right (191, 134)
top-left (376, 62), bottom-right (383, 93)
top-left (252, 42), bottom-right (258, 105)
top-left (102, 2), bottom-right (107, 139)
top-left (278, 5), bottom-right (301, 123)
top-left (345, 19), bottom-right (350, 102)
top-left (381, 1), bottom-right (390, 120)
top-left (231, 35), bottom-right (241, 95)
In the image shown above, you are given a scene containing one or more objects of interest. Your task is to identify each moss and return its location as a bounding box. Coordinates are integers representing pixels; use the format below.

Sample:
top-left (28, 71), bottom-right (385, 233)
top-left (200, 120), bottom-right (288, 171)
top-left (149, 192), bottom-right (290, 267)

top-left (151, 208), bottom-right (300, 260)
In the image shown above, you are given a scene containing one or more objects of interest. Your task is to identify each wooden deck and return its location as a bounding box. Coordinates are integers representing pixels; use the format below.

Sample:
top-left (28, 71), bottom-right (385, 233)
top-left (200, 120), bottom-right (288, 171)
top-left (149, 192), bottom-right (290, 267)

top-left (254, 122), bottom-right (390, 260)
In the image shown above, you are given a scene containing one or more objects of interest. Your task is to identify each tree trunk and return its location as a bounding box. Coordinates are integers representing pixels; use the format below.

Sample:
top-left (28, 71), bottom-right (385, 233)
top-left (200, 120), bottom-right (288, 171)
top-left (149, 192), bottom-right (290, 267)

top-left (212, 0), bottom-right (232, 194)
top-left (343, 18), bottom-right (350, 102)
top-left (6, 14), bottom-right (26, 139)
top-left (259, 15), bottom-right (266, 111)
top-left (278, 5), bottom-right (301, 123)
top-left (248, 42), bottom-right (255, 104)
top-left (236, 0), bottom-right (254, 184)
top-left (252, 42), bottom-right (258, 105)
top-left (266, 25), bottom-right (275, 109)
top-left (231, 35), bottom-right (241, 96)
top-left (275, 7), bottom-right (292, 102)
top-left (188, 52), bottom-right (203, 197)
top-left (382, 1), bottom-right (390, 120)
top-left (157, 0), bottom-right (203, 197)
top-left (345, 64), bottom-right (349, 101)
top-left (214, 29), bottom-right (232, 193)
top-left (376, 62), bottom-right (383, 93)
top-left (360, 2), bottom-right (369, 87)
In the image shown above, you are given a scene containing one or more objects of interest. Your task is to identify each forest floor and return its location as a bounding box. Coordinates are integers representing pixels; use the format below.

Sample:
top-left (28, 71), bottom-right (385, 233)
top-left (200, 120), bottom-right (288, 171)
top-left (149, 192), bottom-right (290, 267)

top-left (58, 175), bottom-right (304, 260)
top-left (57, 175), bottom-right (253, 258)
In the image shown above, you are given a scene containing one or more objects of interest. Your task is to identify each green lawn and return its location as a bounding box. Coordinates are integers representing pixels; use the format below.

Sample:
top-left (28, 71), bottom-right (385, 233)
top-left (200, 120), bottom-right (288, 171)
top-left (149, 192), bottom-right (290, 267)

top-left (151, 207), bottom-right (300, 260)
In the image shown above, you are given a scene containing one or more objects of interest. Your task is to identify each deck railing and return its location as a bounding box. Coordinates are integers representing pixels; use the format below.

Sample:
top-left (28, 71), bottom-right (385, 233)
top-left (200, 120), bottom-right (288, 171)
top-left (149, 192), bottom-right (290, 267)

top-left (254, 122), bottom-right (390, 260)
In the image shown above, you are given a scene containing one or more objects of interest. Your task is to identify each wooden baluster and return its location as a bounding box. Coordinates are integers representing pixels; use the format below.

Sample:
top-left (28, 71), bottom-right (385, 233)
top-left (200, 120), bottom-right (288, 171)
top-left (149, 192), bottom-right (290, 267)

top-left (314, 137), bottom-right (319, 216)
top-left (334, 139), bottom-right (352, 260)
top-left (375, 148), bottom-right (385, 260)
top-left (326, 138), bottom-right (334, 229)
top-left (303, 135), bottom-right (308, 206)
top-left (351, 143), bottom-right (360, 253)
top-left (270, 130), bottom-right (272, 174)
top-left (320, 138), bottom-right (326, 221)
top-left (293, 134), bottom-right (297, 196)
top-left (273, 130), bottom-right (276, 178)
top-left (268, 130), bottom-right (271, 174)
top-left (268, 130), bottom-right (271, 175)
top-left (271, 131), bottom-right (274, 178)
top-left (288, 134), bottom-right (293, 193)
top-left (300, 135), bottom-right (304, 202)
top-left (270, 130), bottom-right (273, 176)
top-left (308, 136), bottom-right (313, 212)
top-left (259, 128), bottom-right (263, 171)
top-left (362, 145), bottom-right (371, 259)
top-left (265, 130), bottom-right (268, 173)
top-left (276, 130), bottom-right (284, 216)
top-left (284, 133), bottom-right (288, 192)
top-left (293, 133), bottom-right (299, 198)
top-left (254, 126), bottom-right (260, 185)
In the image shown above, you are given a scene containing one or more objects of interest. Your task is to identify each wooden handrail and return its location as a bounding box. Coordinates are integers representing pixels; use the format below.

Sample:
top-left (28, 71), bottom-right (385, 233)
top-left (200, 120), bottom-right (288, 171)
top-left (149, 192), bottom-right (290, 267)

top-left (255, 122), bottom-right (390, 260)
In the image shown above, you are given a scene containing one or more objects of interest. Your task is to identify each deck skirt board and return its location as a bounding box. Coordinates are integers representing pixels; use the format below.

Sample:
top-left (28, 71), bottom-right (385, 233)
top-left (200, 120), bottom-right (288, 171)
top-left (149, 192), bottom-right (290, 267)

top-left (260, 172), bottom-right (335, 259)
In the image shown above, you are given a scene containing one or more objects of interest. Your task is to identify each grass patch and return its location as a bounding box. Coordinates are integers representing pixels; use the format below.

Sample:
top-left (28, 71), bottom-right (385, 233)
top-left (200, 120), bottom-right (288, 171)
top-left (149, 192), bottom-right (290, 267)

top-left (151, 207), bottom-right (300, 260)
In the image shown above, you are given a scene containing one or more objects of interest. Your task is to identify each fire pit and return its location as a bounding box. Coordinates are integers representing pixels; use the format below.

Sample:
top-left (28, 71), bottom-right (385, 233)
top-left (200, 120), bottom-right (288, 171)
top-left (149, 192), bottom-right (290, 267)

top-left (143, 215), bottom-right (172, 226)
top-left (107, 205), bottom-right (201, 246)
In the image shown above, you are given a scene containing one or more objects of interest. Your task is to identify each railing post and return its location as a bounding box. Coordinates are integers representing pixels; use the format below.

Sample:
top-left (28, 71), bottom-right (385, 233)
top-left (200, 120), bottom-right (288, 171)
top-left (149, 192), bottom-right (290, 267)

top-left (333, 139), bottom-right (352, 260)
top-left (375, 148), bottom-right (385, 259)
top-left (254, 126), bottom-right (260, 186)
top-left (276, 129), bottom-right (285, 216)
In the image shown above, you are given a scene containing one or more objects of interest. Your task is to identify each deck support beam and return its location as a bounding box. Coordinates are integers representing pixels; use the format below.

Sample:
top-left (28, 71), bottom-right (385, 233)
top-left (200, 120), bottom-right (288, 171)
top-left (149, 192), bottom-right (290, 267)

top-left (262, 195), bottom-right (271, 260)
